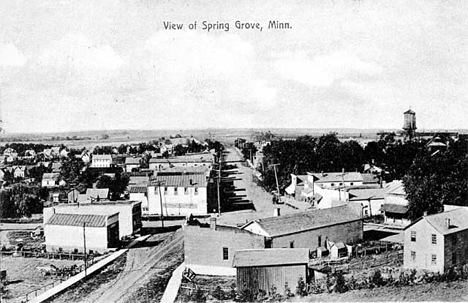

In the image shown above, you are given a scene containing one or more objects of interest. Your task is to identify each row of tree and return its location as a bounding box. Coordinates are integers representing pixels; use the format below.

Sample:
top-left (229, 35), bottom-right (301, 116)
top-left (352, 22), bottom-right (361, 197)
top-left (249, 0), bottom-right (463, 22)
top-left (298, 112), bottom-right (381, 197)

top-left (258, 133), bottom-right (425, 193)
top-left (0, 184), bottom-right (48, 218)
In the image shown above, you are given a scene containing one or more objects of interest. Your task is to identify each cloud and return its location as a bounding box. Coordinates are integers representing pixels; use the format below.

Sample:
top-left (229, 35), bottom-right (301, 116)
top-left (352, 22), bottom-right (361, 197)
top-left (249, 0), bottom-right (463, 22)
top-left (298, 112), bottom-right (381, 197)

top-left (274, 50), bottom-right (383, 88)
top-left (0, 44), bottom-right (27, 67)
top-left (24, 34), bottom-right (123, 93)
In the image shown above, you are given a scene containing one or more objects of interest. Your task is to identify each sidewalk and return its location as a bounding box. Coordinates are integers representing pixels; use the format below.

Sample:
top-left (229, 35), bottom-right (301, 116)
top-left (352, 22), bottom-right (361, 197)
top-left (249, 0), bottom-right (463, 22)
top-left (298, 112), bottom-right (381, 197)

top-left (160, 262), bottom-right (185, 303)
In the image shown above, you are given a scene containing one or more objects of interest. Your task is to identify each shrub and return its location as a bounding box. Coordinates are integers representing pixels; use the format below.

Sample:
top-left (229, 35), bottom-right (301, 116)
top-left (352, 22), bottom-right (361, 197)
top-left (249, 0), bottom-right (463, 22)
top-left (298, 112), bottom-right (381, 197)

top-left (284, 282), bottom-right (293, 298)
top-left (334, 271), bottom-right (348, 293)
top-left (211, 285), bottom-right (225, 300)
top-left (296, 276), bottom-right (307, 297)
top-left (371, 269), bottom-right (385, 287)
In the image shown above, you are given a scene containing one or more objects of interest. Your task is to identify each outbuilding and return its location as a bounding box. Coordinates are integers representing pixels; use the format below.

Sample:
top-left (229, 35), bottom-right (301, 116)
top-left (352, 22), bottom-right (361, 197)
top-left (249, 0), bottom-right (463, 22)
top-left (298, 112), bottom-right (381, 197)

top-left (232, 248), bottom-right (310, 295)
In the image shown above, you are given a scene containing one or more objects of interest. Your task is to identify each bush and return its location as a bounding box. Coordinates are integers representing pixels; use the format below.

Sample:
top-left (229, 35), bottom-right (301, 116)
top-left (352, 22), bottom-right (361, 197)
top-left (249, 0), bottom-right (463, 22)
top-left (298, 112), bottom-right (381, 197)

top-left (371, 269), bottom-right (385, 287)
top-left (211, 285), bottom-right (225, 300)
top-left (334, 272), bottom-right (348, 293)
top-left (296, 276), bottom-right (307, 297)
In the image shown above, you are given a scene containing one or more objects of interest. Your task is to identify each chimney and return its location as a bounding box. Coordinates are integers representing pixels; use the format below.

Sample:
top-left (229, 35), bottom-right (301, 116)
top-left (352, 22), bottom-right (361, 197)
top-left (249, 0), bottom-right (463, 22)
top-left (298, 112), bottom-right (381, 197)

top-left (210, 217), bottom-right (217, 230)
top-left (274, 208), bottom-right (281, 217)
top-left (423, 211), bottom-right (427, 217)
top-left (445, 218), bottom-right (451, 229)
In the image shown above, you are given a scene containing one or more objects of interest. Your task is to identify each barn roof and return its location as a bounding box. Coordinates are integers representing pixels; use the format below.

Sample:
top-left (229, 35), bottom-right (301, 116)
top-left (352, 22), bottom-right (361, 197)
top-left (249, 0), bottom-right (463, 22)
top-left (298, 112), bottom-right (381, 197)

top-left (129, 186), bottom-right (147, 193)
top-left (150, 174), bottom-right (207, 187)
top-left (243, 205), bottom-right (361, 238)
top-left (46, 213), bottom-right (117, 227)
top-left (232, 248), bottom-right (309, 267)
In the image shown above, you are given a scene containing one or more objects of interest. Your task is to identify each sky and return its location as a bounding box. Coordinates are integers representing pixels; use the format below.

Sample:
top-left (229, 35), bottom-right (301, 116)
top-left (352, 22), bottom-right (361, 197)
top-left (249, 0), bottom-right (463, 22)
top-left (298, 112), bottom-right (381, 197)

top-left (0, 0), bottom-right (467, 133)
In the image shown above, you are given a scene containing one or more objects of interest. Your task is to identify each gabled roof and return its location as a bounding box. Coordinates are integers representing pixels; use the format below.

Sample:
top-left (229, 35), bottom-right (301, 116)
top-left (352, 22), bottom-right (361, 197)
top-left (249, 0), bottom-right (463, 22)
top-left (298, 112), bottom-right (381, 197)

top-left (423, 209), bottom-right (468, 236)
top-left (46, 213), bottom-right (117, 227)
top-left (243, 205), bottom-right (362, 238)
top-left (385, 180), bottom-right (405, 195)
top-left (232, 248), bottom-right (309, 267)
top-left (348, 188), bottom-right (386, 201)
top-left (150, 174), bottom-right (207, 187)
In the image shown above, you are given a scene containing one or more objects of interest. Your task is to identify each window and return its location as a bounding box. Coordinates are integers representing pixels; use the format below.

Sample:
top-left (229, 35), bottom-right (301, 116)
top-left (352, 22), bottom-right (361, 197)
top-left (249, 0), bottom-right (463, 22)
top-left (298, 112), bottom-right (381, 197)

top-left (184, 187), bottom-right (188, 195)
top-left (431, 234), bottom-right (437, 244)
top-left (431, 254), bottom-right (437, 265)
top-left (339, 183), bottom-right (343, 186)
top-left (142, 207), bottom-right (149, 211)
top-left (318, 236), bottom-right (322, 247)
top-left (164, 187), bottom-right (168, 195)
top-left (350, 182), bottom-right (354, 186)
top-left (174, 187), bottom-right (178, 195)
top-left (411, 251), bottom-right (416, 261)
top-left (223, 247), bottom-right (229, 260)
top-left (194, 188), bottom-right (199, 195)
top-left (411, 231), bottom-right (416, 242)
top-left (289, 241), bottom-right (294, 248)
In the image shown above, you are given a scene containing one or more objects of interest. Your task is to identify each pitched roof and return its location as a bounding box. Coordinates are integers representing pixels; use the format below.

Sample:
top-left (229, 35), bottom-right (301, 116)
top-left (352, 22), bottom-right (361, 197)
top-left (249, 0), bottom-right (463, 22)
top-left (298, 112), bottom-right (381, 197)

top-left (129, 186), bottom-right (147, 193)
top-left (232, 248), bottom-right (309, 267)
top-left (309, 172), bottom-right (363, 183)
top-left (125, 157), bottom-right (141, 165)
top-left (149, 158), bottom-right (212, 164)
top-left (244, 205), bottom-right (361, 237)
top-left (361, 173), bottom-right (379, 184)
top-left (46, 213), bottom-right (116, 227)
top-left (381, 203), bottom-right (408, 214)
top-left (150, 174), bottom-right (207, 187)
top-left (348, 188), bottom-right (386, 201)
top-left (43, 173), bottom-right (60, 180)
top-left (423, 208), bottom-right (468, 236)
top-left (385, 180), bottom-right (405, 195)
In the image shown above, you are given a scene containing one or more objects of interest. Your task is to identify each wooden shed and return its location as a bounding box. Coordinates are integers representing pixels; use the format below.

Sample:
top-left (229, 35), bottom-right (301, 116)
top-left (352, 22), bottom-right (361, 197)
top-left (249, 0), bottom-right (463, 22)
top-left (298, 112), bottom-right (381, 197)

top-left (232, 248), bottom-right (310, 295)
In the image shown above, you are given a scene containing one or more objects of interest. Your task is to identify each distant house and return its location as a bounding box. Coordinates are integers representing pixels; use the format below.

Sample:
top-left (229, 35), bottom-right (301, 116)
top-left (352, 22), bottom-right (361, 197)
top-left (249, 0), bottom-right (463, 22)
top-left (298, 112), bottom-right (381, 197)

top-left (60, 148), bottom-right (69, 158)
top-left (80, 188), bottom-right (110, 202)
top-left (148, 157), bottom-right (213, 171)
top-left (67, 189), bottom-right (80, 203)
top-left (91, 155), bottom-right (112, 168)
top-left (44, 212), bottom-right (120, 253)
top-left (51, 162), bottom-right (62, 173)
top-left (233, 248), bottom-right (310, 295)
top-left (404, 209), bottom-right (468, 273)
top-left (13, 166), bottom-right (26, 179)
top-left (125, 157), bottom-right (141, 172)
top-left (241, 205), bottom-right (363, 251)
top-left (347, 188), bottom-right (386, 217)
top-left (381, 180), bottom-right (410, 226)
top-left (42, 173), bottom-right (60, 188)
top-left (24, 149), bottom-right (37, 158)
top-left (44, 200), bottom-right (142, 240)
top-left (147, 173), bottom-right (209, 216)
top-left (3, 148), bottom-right (17, 158)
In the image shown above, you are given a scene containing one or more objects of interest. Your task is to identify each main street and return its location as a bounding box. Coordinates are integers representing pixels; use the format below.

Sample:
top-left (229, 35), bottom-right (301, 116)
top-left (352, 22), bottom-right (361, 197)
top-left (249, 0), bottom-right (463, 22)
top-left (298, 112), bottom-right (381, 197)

top-left (215, 146), bottom-right (299, 226)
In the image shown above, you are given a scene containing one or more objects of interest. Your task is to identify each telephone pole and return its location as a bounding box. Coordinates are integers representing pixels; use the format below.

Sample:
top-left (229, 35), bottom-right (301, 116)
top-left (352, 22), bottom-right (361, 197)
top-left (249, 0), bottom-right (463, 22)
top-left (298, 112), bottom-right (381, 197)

top-left (151, 180), bottom-right (166, 228)
top-left (270, 163), bottom-right (280, 195)
top-left (217, 151), bottom-right (222, 216)
top-left (83, 222), bottom-right (87, 277)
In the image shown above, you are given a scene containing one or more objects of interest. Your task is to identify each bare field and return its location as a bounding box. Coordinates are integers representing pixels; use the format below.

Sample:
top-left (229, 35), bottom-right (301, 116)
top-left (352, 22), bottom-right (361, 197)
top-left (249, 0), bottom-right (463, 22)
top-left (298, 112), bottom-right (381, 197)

top-left (0, 256), bottom-right (83, 301)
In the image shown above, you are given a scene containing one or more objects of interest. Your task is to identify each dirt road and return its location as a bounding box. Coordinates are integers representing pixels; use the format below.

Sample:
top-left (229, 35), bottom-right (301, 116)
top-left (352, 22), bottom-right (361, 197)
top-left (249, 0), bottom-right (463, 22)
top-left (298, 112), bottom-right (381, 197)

top-left (52, 229), bottom-right (184, 303)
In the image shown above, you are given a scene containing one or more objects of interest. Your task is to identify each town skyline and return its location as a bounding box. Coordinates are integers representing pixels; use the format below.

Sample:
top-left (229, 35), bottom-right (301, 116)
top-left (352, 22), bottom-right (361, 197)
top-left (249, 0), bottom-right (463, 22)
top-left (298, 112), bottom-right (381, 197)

top-left (1, 0), bottom-right (467, 133)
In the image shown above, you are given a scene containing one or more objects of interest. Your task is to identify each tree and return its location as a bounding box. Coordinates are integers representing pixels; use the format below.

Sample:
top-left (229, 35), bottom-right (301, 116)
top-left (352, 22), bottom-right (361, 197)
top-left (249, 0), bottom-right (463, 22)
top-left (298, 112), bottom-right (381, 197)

top-left (60, 157), bottom-right (85, 184)
top-left (403, 149), bottom-right (468, 221)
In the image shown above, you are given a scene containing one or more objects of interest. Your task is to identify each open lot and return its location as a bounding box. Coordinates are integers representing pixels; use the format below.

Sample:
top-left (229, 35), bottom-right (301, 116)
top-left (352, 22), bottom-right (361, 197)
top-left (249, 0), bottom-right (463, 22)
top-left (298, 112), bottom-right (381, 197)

top-left (0, 255), bottom-right (82, 301)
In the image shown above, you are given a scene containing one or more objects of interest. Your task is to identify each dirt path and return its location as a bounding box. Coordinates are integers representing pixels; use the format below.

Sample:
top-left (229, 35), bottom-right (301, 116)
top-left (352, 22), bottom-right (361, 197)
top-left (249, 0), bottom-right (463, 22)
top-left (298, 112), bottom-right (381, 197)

top-left (76, 229), bottom-right (184, 303)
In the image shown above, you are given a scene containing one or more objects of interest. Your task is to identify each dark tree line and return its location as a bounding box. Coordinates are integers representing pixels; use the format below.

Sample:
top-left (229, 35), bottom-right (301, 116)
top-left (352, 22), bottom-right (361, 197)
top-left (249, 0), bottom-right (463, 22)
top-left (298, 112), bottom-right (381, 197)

top-left (259, 133), bottom-right (426, 193)
top-left (404, 141), bottom-right (468, 221)
top-left (0, 184), bottom-right (48, 218)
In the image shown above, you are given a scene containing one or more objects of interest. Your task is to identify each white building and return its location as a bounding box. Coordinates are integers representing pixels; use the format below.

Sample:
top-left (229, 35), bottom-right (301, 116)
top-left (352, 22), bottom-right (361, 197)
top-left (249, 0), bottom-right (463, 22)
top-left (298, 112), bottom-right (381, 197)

top-left (91, 154), bottom-right (112, 168)
top-left (147, 174), bottom-right (208, 216)
top-left (43, 200), bottom-right (142, 239)
top-left (45, 212), bottom-right (120, 253)
top-left (42, 173), bottom-right (60, 188)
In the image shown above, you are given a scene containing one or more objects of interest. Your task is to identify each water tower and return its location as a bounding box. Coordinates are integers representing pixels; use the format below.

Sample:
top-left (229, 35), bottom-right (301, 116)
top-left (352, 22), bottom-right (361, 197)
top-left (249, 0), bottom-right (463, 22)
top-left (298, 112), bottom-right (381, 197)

top-left (403, 109), bottom-right (417, 139)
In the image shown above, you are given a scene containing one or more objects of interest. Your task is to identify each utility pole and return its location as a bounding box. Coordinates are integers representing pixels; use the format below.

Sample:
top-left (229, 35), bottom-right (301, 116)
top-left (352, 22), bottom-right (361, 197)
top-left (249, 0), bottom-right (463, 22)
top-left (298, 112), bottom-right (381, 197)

top-left (270, 164), bottom-right (280, 196)
top-left (151, 180), bottom-right (166, 228)
top-left (83, 222), bottom-right (87, 277)
top-left (217, 151), bottom-right (222, 217)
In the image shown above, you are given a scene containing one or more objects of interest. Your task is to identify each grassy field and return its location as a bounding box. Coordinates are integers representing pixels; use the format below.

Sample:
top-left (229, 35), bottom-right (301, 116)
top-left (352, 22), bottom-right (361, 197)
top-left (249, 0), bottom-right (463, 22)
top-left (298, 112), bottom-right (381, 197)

top-left (0, 255), bottom-right (83, 301)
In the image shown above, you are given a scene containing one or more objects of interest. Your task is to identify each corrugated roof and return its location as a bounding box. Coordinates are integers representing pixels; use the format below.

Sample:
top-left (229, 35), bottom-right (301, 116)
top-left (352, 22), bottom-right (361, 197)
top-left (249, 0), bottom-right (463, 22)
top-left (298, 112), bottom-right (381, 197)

top-left (47, 213), bottom-right (115, 227)
top-left (381, 203), bottom-right (408, 214)
top-left (246, 205), bottom-right (361, 237)
top-left (150, 174), bottom-right (207, 187)
top-left (310, 172), bottom-right (363, 183)
top-left (129, 186), bottom-right (147, 193)
top-left (361, 173), bottom-right (379, 184)
top-left (232, 248), bottom-right (309, 267)
top-left (424, 208), bottom-right (468, 236)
